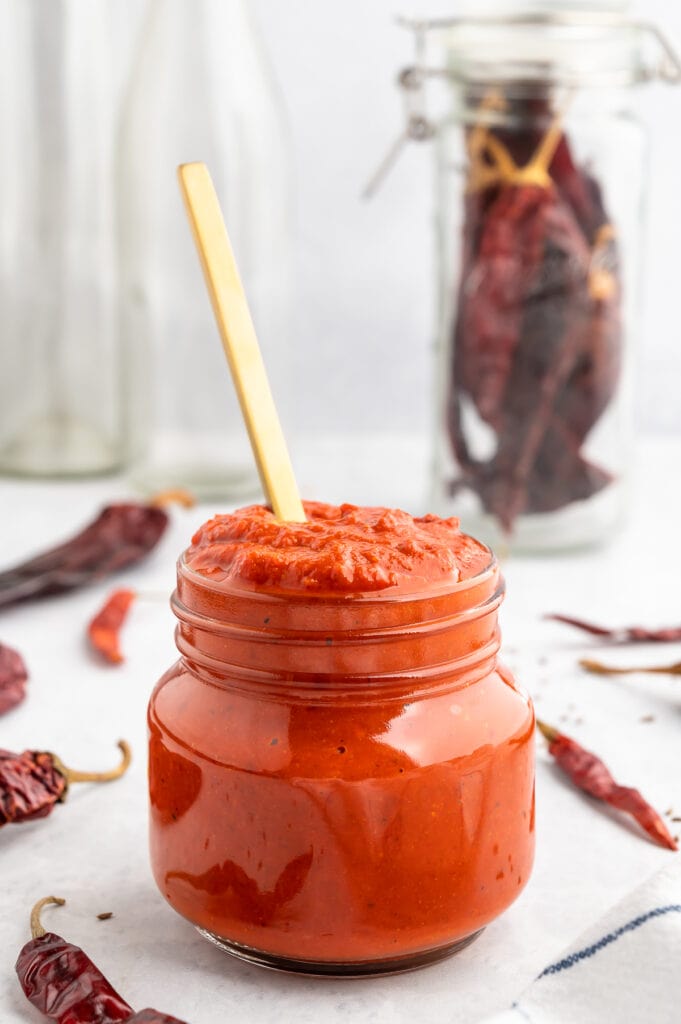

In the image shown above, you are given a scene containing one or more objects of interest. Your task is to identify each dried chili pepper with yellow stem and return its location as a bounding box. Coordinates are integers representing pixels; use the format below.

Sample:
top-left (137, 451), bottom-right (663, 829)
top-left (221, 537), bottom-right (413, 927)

top-left (88, 589), bottom-right (137, 664)
top-left (537, 720), bottom-right (677, 851)
top-left (0, 641), bottom-right (28, 714)
top-left (16, 897), bottom-right (189, 1024)
top-left (0, 740), bottom-right (131, 827)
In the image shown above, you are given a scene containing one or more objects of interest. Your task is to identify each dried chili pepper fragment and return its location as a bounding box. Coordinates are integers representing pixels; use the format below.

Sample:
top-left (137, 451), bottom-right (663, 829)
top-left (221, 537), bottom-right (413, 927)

top-left (16, 897), bottom-right (191, 1024)
top-left (0, 740), bottom-right (131, 827)
top-left (580, 658), bottom-right (681, 678)
top-left (547, 612), bottom-right (681, 643)
top-left (0, 502), bottom-right (168, 610)
top-left (537, 720), bottom-right (677, 851)
top-left (88, 589), bottom-right (137, 664)
top-left (0, 641), bottom-right (28, 714)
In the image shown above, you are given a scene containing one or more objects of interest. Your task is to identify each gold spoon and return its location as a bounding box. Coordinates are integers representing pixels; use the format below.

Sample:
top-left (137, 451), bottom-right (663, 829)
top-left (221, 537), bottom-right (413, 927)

top-left (177, 162), bottom-right (305, 523)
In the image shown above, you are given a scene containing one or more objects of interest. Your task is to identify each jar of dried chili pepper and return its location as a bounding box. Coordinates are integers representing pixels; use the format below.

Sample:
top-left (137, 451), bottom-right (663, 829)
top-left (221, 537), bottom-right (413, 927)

top-left (148, 503), bottom-right (535, 975)
top-left (384, 9), bottom-right (680, 551)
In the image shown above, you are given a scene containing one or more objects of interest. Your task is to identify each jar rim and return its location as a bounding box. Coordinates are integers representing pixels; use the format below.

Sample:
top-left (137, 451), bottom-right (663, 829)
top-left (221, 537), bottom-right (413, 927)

top-left (176, 547), bottom-right (498, 607)
top-left (400, 12), bottom-right (681, 89)
top-left (172, 552), bottom-right (504, 692)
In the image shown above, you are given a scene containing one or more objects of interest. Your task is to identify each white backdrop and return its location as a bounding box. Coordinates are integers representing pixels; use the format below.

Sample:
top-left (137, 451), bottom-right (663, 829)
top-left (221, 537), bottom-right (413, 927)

top-left (114, 0), bottom-right (681, 439)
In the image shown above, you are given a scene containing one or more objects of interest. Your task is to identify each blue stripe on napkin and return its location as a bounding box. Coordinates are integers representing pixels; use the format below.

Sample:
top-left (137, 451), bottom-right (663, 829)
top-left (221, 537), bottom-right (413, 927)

top-left (539, 904), bottom-right (681, 978)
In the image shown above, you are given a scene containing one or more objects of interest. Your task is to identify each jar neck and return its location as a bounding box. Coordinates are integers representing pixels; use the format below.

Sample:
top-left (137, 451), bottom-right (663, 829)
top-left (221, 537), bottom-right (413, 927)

top-left (172, 558), bottom-right (503, 697)
top-left (413, 13), bottom-right (666, 90)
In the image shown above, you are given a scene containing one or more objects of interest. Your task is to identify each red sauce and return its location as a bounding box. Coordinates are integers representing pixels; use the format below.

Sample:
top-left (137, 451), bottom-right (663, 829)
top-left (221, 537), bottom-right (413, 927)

top-left (186, 501), bottom-right (490, 594)
top-left (148, 504), bottom-right (534, 972)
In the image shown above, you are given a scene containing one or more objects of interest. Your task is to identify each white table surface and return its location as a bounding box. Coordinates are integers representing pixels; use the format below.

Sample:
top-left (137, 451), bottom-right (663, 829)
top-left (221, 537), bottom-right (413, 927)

top-left (1, 434), bottom-right (679, 1024)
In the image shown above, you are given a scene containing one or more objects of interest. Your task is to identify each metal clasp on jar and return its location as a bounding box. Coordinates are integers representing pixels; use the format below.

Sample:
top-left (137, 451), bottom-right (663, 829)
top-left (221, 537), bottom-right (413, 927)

top-left (364, 11), bottom-right (681, 197)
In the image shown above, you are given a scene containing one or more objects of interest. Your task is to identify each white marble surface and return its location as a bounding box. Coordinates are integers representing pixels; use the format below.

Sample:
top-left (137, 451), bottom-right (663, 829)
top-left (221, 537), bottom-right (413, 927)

top-left (1, 434), bottom-right (679, 1023)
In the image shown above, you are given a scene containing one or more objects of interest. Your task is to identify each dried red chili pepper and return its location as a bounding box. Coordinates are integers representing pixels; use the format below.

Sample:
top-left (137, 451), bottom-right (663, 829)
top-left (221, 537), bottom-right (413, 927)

top-left (16, 896), bottom-right (189, 1024)
top-left (0, 502), bottom-right (168, 610)
top-left (580, 658), bottom-right (681, 678)
top-left (88, 589), bottom-right (137, 664)
top-left (0, 641), bottom-right (28, 714)
top-left (537, 719), bottom-right (677, 851)
top-left (448, 93), bottom-right (620, 531)
top-left (0, 740), bottom-right (131, 827)
top-left (547, 612), bottom-right (681, 644)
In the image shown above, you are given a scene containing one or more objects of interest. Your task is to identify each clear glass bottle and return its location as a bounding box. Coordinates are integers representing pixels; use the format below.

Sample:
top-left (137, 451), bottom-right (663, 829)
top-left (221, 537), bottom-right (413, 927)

top-left (149, 541), bottom-right (534, 974)
top-left (0, 1), bottom-right (126, 476)
top-left (391, 10), bottom-right (680, 551)
top-left (118, 0), bottom-right (291, 500)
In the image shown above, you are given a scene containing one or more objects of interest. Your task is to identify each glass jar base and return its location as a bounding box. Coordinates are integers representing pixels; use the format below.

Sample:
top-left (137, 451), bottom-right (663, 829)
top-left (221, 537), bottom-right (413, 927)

top-left (196, 927), bottom-right (485, 977)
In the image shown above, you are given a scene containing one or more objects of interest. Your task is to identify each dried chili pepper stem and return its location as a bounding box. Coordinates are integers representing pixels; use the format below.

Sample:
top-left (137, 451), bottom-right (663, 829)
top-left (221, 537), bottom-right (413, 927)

top-left (0, 641), bottom-right (28, 715)
top-left (30, 896), bottom-right (65, 939)
top-left (52, 740), bottom-right (131, 788)
top-left (536, 719), bottom-right (559, 743)
top-left (148, 489), bottom-right (195, 509)
top-left (581, 658), bottom-right (681, 677)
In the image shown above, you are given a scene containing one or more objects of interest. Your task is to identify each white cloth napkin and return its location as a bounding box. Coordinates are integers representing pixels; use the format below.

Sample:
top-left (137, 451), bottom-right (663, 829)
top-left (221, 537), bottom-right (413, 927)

top-left (483, 856), bottom-right (681, 1024)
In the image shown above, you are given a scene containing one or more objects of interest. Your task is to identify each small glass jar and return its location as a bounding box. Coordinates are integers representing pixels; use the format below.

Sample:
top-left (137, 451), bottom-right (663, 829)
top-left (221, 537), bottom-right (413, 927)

top-left (388, 11), bottom-right (680, 551)
top-left (118, 0), bottom-right (292, 500)
top-left (148, 547), bottom-right (534, 975)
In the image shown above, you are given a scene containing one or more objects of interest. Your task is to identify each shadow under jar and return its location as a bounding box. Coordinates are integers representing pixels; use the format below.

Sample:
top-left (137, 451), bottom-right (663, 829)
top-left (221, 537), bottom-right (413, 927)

top-left (148, 539), bottom-right (534, 976)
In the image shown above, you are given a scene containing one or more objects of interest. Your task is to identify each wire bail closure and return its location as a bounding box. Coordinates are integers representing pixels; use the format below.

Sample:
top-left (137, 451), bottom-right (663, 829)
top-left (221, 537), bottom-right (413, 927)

top-left (364, 11), bottom-right (681, 198)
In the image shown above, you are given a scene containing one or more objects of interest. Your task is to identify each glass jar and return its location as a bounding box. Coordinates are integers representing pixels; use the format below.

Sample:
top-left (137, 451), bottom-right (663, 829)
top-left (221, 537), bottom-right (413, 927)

top-left (0, 0), bottom-right (128, 476)
top-left (118, 0), bottom-right (292, 500)
top-left (389, 10), bottom-right (680, 552)
top-left (148, 547), bottom-right (535, 975)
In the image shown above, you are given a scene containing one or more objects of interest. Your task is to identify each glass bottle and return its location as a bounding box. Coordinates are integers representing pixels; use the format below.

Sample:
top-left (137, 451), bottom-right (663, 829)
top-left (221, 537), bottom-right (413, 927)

top-left (385, 9), bottom-right (680, 552)
top-left (0, 0), bottom-right (126, 476)
top-left (148, 535), bottom-right (535, 975)
top-left (118, 0), bottom-right (291, 500)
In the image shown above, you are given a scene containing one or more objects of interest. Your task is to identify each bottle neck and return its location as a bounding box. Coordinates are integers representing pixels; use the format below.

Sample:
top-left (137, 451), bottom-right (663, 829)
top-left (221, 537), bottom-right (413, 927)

top-left (172, 558), bottom-right (503, 698)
